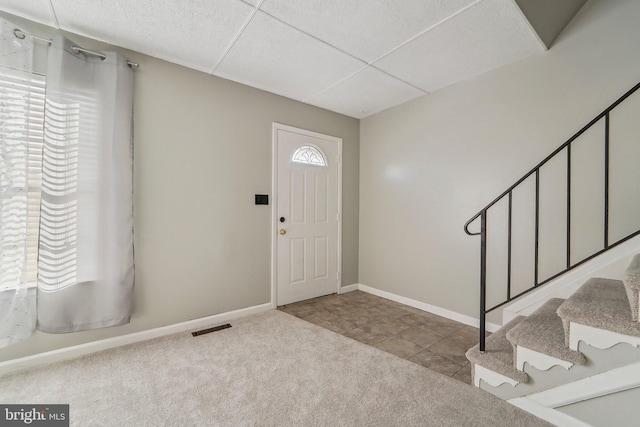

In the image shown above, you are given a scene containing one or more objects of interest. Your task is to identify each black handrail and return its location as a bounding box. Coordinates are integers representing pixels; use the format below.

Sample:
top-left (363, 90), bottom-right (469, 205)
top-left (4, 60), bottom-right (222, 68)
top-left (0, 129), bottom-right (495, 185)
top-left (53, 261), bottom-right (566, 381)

top-left (465, 81), bottom-right (640, 352)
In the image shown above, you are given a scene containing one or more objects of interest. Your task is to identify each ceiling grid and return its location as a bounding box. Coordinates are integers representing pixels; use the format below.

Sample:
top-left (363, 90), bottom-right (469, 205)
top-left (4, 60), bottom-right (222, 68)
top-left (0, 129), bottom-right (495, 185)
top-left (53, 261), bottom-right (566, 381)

top-left (0, 0), bottom-right (583, 118)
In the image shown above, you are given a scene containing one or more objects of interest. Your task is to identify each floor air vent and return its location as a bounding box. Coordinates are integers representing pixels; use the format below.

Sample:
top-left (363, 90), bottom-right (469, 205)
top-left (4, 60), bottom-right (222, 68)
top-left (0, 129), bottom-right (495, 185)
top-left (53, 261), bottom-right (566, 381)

top-left (192, 323), bottom-right (232, 337)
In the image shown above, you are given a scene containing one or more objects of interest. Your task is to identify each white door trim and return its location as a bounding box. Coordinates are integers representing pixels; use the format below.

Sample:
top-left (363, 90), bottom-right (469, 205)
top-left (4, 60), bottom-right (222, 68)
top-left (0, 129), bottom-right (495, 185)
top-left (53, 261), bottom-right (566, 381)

top-left (271, 123), bottom-right (342, 308)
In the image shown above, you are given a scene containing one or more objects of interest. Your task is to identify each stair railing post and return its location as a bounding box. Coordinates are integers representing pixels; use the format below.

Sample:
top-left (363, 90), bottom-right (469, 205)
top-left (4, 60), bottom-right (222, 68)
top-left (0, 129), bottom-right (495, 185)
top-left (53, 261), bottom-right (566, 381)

top-left (480, 210), bottom-right (487, 352)
top-left (465, 81), bottom-right (640, 355)
top-left (604, 112), bottom-right (610, 249)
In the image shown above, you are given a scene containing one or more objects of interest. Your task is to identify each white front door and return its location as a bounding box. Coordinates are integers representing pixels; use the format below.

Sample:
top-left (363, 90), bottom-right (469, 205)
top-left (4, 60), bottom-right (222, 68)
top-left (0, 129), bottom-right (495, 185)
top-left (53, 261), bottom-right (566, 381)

top-left (274, 124), bottom-right (341, 306)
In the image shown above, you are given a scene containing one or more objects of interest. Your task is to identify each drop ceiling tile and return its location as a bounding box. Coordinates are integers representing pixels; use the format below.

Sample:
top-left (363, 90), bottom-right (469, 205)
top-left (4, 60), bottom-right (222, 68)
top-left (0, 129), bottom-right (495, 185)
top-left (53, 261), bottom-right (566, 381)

top-left (0, 0), bottom-right (57, 28)
top-left (259, 0), bottom-right (476, 62)
top-left (373, 0), bottom-right (546, 92)
top-left (49, 0), bottom-right (254, 72)
top-left (215, 11), bottom-right (365, 101)
top-left (307, 67), bottom-right (425, 118)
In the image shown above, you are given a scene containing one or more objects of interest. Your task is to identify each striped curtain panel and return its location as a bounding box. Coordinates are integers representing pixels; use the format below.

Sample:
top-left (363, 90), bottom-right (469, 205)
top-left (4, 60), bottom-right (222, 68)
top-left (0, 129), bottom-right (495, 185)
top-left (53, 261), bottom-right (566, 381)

top-left (0, 19), bottom-right (43, 348)
top-left (37, 36), bottom-right (134, 333)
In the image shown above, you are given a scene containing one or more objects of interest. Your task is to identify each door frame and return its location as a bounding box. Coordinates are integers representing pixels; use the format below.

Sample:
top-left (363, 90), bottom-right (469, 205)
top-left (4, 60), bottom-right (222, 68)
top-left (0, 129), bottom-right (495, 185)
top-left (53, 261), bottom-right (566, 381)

top-left (271, 123), bottom-right (342, 308)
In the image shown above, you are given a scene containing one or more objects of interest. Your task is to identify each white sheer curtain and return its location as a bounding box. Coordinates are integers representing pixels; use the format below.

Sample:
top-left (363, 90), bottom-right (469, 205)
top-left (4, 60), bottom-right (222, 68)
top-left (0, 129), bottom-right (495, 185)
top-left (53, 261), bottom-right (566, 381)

top-left (37, 35), bottom-right (134, 333)
top-left (0, 19), bottom-right (44, 348)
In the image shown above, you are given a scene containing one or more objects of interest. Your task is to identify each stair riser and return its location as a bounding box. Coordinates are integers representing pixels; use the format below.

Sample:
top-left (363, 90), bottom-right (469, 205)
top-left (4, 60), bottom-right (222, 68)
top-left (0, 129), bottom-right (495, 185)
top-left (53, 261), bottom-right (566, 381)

top-left (568, 322), bottom-right (640, 351)
top-left (473, 363), bottom-right (520, 388)
top-left (473, 340), bottom-right (640, 401)
top-left (515, 346), bottom-right (574, 371)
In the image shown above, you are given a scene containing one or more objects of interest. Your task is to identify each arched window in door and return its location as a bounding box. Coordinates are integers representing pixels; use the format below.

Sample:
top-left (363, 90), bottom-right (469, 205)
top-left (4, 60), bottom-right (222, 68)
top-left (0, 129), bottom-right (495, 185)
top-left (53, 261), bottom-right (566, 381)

top-left (291, 145), bottom-right (327, 166)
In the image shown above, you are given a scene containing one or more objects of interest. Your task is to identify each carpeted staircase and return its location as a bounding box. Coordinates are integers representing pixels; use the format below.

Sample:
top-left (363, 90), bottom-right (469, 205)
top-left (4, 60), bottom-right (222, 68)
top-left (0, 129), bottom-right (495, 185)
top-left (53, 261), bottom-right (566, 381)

top-left (466, 254), bottom-right (640, 397)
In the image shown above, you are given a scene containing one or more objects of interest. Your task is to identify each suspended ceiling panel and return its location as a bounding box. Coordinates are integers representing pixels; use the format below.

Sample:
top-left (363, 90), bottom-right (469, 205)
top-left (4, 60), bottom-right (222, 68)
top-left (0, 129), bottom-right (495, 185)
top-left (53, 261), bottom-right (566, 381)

top-left (50, 0), bottom-right (255, 72)
top-left (0, 0), bottom-right (584, 118)
top-left (373, 0), bottom-right (545, 92)
top-left (215, 11), bottom-right (365, 101)
top-left (259, 0), bottom-right (478, 63)
top-left (307, 67), bottom-right (425, 118)
top-left (0, 0), bottom-right (56, 28)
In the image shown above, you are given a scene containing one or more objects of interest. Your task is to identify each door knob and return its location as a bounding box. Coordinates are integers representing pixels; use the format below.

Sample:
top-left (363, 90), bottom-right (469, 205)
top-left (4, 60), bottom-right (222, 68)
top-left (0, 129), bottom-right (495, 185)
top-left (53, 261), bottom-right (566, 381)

top-left (279, 229), bottom-right (286, 235)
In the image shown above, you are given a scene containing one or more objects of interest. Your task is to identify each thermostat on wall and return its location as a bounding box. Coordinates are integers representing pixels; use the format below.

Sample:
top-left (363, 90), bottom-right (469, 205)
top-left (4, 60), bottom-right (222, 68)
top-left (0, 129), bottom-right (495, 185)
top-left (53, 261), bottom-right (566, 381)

top-left (255, 194), bottom-right (269, 205)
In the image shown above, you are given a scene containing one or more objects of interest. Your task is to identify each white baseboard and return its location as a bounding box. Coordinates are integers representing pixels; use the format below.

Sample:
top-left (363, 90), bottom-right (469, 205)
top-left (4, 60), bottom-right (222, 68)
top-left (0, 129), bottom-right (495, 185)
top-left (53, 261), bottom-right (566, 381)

top-left (0, 302), bottom-right (273, 376)
top-left (339, 284), bottom-right (359, 294)
top-left (357, 284), bottom-right (501, 332)
top-left (0, 284), bottom-right (497, 375)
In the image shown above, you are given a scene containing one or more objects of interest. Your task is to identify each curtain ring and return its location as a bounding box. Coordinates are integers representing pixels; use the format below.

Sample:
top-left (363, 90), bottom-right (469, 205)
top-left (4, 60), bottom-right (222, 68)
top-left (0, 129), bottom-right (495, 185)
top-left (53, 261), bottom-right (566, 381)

top-left (13, 29), bottom-right (26, 40)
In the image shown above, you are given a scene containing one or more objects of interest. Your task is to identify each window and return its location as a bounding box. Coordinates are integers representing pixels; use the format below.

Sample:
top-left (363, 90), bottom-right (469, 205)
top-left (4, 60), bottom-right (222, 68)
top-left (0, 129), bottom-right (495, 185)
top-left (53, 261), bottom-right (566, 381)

top-left (291, 145), bottom-right (327, 166)
top-left (0, 68), bottom-right (46, 289)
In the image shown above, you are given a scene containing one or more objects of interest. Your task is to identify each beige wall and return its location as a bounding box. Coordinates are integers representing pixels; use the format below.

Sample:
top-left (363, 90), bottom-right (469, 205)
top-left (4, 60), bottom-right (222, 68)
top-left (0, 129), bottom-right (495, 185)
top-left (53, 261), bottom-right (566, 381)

top-left (359, 0), bottom-right (640, 323)
top-left (0, 14), bottom-right (359, 362)
top-left (514, 0), bottom-right (587, 48)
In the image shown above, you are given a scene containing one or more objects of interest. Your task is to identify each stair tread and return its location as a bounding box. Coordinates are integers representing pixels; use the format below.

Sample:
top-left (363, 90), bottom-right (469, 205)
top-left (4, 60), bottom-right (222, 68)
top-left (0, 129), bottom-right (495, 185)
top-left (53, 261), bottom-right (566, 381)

top-left (506, 298), bottom-right (586, 365)
top-left (557, 277), bottom-right (640, 338)
top-left (466, 316), bottom-right (529, 384)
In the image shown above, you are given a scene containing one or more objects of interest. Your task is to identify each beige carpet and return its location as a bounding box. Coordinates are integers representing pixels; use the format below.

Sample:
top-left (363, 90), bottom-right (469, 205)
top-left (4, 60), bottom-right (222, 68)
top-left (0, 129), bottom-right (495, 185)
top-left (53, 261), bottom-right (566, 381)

top-left (0, 310), bottom-right (550, 426)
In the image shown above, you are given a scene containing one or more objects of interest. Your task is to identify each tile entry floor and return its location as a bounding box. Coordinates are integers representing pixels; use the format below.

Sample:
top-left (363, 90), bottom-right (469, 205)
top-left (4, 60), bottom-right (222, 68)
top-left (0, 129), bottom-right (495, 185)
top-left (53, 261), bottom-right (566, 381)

top-left (278, 290), bottom-right (485, 385)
